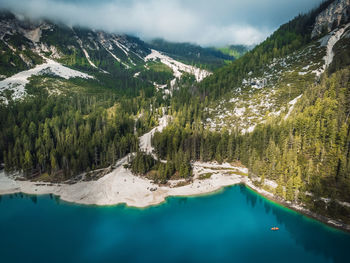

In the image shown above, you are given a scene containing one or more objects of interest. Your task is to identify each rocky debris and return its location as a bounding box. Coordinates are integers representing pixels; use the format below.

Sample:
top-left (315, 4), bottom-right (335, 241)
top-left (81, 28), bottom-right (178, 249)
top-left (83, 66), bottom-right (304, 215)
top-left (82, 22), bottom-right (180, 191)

top-left (64, 166), bottom-right (114, 184)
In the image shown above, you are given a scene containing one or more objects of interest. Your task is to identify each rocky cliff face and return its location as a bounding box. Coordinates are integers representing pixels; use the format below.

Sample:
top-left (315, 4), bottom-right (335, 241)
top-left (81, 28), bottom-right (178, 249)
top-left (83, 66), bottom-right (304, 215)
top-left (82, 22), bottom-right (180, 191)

top-left (311, 0), bottom-right (350, 38)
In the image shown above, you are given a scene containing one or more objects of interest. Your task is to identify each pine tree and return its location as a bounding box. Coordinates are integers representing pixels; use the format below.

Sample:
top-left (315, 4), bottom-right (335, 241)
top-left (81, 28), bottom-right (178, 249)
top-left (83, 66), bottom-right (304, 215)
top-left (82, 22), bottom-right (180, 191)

top-left (286, 177), bottom-right (294, 201)
top-left (275, 175), bottom-right (284, 197)
top-left (23, 150), bottom-right (33, 176)
top-left (293, 166), bottom-right (303, 195)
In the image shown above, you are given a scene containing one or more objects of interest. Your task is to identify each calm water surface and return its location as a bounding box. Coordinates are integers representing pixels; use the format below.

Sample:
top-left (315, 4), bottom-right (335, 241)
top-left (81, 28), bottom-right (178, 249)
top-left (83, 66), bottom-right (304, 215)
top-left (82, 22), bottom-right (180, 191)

top-left (0, 185), bottom-right (349, 263)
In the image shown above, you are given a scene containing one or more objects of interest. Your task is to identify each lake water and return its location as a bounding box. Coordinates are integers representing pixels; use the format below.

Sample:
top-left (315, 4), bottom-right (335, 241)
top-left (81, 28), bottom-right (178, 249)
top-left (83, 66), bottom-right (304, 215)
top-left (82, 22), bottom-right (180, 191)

top-left (0, 185), bottom-right (349, 263)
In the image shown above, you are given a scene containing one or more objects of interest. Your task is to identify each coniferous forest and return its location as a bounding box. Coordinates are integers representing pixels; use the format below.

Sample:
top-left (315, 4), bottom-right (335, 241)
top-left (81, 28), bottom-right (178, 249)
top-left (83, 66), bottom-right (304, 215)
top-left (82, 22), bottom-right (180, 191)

top-left (0, 84), bottom-right (161, 181)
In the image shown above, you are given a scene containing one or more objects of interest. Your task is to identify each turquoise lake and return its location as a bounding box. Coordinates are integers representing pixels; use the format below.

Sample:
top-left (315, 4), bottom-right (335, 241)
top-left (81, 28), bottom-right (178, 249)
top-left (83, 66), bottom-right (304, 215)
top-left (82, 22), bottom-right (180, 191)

top-left (1, 185), bottom-right (350, 263)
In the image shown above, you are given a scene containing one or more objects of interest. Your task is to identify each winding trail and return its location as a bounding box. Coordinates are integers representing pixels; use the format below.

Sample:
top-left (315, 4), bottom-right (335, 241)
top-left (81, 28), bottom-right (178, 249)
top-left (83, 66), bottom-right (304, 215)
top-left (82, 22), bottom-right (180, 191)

top-left (139, 115), bottom-right (169, 158)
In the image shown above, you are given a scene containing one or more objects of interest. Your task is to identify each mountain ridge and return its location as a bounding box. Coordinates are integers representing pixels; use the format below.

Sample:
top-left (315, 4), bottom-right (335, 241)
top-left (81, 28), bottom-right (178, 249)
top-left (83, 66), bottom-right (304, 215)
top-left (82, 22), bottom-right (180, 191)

top-left (0, 10), bottom-right (217, 103)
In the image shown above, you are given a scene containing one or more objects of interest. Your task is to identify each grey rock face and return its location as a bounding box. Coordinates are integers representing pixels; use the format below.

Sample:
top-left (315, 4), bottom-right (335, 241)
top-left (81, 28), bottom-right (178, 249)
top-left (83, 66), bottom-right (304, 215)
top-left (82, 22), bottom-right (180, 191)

top-left (311, 0), bottom-right (350, 38)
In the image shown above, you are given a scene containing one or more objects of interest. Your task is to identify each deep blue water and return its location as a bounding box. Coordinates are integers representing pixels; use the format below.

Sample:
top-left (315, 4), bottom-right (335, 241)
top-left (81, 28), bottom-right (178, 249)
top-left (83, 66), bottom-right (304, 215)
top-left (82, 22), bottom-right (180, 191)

top-left (1, 185), bottom-right (350, 263)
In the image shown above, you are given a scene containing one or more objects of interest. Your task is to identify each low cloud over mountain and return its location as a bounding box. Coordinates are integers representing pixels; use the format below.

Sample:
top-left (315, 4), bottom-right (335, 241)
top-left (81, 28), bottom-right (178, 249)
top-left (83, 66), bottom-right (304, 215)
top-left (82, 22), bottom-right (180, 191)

top-left (0, 0), bottom-right (324, 46)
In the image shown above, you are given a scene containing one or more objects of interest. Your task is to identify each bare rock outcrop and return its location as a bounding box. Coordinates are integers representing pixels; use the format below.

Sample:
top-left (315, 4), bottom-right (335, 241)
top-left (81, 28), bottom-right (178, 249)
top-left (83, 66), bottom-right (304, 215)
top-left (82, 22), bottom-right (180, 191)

top-left (311, 0), bottom-right (350, 38)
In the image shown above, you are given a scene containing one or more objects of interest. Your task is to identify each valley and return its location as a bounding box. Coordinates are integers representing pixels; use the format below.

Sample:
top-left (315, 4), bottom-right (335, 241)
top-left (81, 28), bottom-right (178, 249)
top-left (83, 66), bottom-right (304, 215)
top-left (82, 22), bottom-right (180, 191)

top-left (1, 0), bottom-right (350, 235)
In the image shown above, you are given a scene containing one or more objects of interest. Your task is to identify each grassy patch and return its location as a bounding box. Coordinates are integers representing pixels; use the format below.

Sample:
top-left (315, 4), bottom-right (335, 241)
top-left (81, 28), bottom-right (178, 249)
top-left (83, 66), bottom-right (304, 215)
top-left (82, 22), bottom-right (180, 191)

top-left (199, 173), bottom-right (213, 180)
top-left (32, 173), bottom-right (51, 182)
top-left (139, 61), bottom-right (174, 84)
top-left (225, 171), bottom-right (248, 176)
top-left (148, 61), bottom-right (173, 74)
top-left (106, 103), bottom-right (120, 119)
top-left (172, 180), bottom-right (192, 187)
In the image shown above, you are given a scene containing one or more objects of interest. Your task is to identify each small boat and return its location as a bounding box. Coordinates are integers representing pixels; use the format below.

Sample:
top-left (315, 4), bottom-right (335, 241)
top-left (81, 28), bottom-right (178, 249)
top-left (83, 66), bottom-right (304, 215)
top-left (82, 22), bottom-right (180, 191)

top-left (271, 227), bottom-right (279, 231)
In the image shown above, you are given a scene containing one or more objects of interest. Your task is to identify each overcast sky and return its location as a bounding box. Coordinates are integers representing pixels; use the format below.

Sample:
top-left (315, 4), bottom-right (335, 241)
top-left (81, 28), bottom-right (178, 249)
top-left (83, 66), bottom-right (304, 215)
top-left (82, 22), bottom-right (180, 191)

top-left (0, 0), bottom-right (325, 46)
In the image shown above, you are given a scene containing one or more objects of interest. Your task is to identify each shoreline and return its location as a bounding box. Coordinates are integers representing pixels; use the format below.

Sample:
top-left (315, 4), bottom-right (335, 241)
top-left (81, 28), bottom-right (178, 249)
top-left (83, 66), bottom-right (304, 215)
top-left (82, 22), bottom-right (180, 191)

top-left (1, 115), bottom-right (349, 233)
top-left (0, 160), bottom-right (248, 208)
top-left (1, 164), bottom-right (350, 233)
top-left (244, 182), bottom-right (350, 233)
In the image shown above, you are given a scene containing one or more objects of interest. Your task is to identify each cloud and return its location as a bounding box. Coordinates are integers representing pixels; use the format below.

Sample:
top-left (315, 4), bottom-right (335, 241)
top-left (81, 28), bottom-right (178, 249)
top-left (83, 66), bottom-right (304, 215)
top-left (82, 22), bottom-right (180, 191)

top-left (195, 25), bottom-right (272, 46)
top-left (0, 0), bottom-right (324, 46)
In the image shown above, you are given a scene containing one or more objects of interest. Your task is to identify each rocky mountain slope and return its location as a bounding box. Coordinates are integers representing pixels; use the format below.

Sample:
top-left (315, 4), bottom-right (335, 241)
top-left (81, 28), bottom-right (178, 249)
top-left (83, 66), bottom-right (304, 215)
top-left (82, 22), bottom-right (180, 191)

top-left (311, 0), bottom-right (350, 38)
top-left (0, 11), bottom-right (214, 104)
top-left (200, 0), bottom-right (350, 133)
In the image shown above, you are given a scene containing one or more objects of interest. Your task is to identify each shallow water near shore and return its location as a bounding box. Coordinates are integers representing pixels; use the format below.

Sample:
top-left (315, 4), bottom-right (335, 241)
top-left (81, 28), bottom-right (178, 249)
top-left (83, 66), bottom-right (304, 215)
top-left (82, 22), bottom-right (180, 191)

top-left (1, 185), bottom-right (349, 263)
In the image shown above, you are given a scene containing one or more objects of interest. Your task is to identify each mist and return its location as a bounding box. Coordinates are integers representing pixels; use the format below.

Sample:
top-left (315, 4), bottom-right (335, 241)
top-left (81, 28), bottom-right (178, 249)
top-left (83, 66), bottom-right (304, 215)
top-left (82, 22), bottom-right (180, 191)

top-left (0, 0), bottom-right (325, 46)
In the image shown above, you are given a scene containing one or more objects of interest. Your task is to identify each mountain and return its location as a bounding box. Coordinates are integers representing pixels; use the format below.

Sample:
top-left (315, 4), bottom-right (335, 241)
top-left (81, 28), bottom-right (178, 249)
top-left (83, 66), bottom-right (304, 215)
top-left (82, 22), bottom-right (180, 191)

top-left (148, 38), bottom-right (235, 70)
top-left (0, 11), bottom-right (212, 104)
top-left (0, 10), bottom-right (212, 181)
top-left (198, 0), bottom-right (350, 133)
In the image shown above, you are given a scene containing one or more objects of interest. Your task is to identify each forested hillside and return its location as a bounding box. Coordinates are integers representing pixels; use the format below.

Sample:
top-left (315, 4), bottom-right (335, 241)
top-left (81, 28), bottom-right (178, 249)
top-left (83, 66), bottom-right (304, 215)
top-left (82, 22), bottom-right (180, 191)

top-left (0, 78), bottom-right (163, 180)
top-left (148, 0), bottom-right (350, 223)
top-left (198, 0), bottom-right (337, 100)
top-left (152, 68), bottom-right (350, 222)
top-left (216, 45), bottom-right (249, 59)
